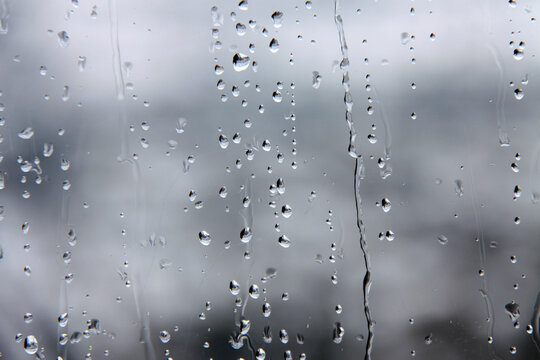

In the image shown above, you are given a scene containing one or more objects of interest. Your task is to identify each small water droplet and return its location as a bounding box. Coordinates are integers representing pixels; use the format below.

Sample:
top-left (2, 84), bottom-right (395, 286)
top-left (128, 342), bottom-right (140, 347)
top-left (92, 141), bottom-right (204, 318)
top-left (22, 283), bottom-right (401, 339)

top-left (437, 234), bottom-right (448, 245)
top-left (514, 88), bottom-right (524, 100)
top-left (511, 163), bottom-right (519, 173)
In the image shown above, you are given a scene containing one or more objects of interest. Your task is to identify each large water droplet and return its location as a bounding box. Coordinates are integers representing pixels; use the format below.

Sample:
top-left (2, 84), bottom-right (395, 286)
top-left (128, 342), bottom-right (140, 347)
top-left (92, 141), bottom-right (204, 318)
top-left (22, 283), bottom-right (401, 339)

top-left (381, 198), bottom-right (391, 212)
top-left (18, 128), bottom-right (34, 140)
top-left (229, 280), bottom-right (240, 295)
top-left (269, 38), bottom-right (280, 53)
top-left (199, 231), bottom-right (212, 246)
top-left (240, 227), bottom-right (252, 243)
top-left (23, 335), bottom-right (38, 354)
top-left (278, 235), bottom-right (291, 248)
top-left (271, 11), bottom-right (283, 28)
top-left (233, 53), bottom-right (250, 72)
top-left (159, 330), bottom-right (171, 343)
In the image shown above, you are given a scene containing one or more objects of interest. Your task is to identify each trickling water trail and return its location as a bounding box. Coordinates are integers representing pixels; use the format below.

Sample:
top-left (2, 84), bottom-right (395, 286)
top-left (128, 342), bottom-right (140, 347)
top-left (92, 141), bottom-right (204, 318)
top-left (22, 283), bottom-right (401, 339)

top-left (354, 158), bottom-right (374, 360)
top-left (334, 2), bottom-right (374, 359)
top-left (532, 292), bottom-right (540, 352)
top-left (0, 0), bottom-right (8, 35)
top-left (108, 1), bottom-right (152, 358)
top-left (371, 85), bottom-right (391, 161)
top-left (487, 45), bottom-right (510, 147)
top-left (461, 121), bottom-right (503, 360)
top-left (109, 0), bottom-right (125, 101)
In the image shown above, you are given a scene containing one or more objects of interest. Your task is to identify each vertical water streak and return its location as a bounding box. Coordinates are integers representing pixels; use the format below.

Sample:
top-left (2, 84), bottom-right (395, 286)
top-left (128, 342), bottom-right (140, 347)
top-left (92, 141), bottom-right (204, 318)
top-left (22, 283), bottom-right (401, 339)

top-left (109, 0), bottom-right (125, 101)
top-left (487, 45), bottom-right (510, 147)
top-left (334, 2), bottom-right (374, 359)
top-left (354, 158), bottom-right (374, 360)
top-left (371, 85), bottom-right (391, 161)
top-left (108, 1), bottom-right (151, 358)
top-left (0, 0), bottom-right (8, 35)
top-left (461, 122), bottom-right (503, 360)
top-left (529, 144), bottom-right (540, 204)
top-left (532, 292), bottom-right (540, 352)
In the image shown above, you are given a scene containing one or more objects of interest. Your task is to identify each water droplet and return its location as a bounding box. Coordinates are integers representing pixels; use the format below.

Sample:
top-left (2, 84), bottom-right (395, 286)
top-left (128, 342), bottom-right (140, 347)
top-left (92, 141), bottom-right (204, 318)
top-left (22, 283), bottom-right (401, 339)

top-left (312, 71), bottom-right (322, 89)
top-left (269, 38), bottom-right (280, 53)
top-left (367, 134), bottom-right (377, 144)
top-left (256, 348), bottom-right (266, 360)
top-left (23, 265), bottom-right (31, 276)
top-left (514, 88), bottom-right (524, 100)
top-left (198, 231), bottom-right (212, 246)
top-left (271, 11), bottom-right (284, 29)
top-left (513, 48), bottom-right (524, 60)
top-left (62, 85), bottom-right (70, 102)
top-left (235, 22), bottom-right (246, 36)
top-left (238, 0), bottom-right (248, 10)
top-left (381, 198), bottom-right (391, 212)
top-left (455, 179), bottom-right (464, 196)
top-left (262, 303), bottom-right (271, 317)
top-left (159, 330), bottom-right (171, 343)
top-left (281, 204), bottom-right (292, 218)
top-left (240, 318), bottom-right (251, 335)
top-left (60, 159), bottom-right (71, 171)
top-left (272, 91), bottom-right (282, 103)
top-left (240, 227), bottom-right (252, 243)
top-left (57, 31), bottom-right (70, 47)
top-left (232, 53), bottom-right (250, 72)
top-left (279, 329), bottom-right (289, 343)
top-left (511, 163), bottom-right (519, 172)
top-left (39, 66), bottom-right (47, 76)
top-left (504, 302), bottom-right (520, 325)
top-left (332, 322), bottom-right (345, 344)
top-left (23, 335), bottom-right (38, 354)
top-left (229, 280), bottom-right (240, 295)
top-left (424, 333), bottom-right (433, 345)
top-left (262, 140), bottom-right (271, 151)
top-left (18, 128), bottom-right (34, 140)
top-left (278, 235), bottom-right (291, 248)
top-left (58, 313), bottom-right (69, 327)
top-left (437, 235), bottom-right (448, 245)
top-left (78, 56), bottom-right (87, 71)
top-left (218, 134), bottom-right (229, 149)
top-left (24, 312), bottom-right (33, 323)
top-left (249, 284), bottom-right (260, 299)
top-left (263, 325), bottom-right (272, 343)
top-left (43, 143), bottom-right (54, 157)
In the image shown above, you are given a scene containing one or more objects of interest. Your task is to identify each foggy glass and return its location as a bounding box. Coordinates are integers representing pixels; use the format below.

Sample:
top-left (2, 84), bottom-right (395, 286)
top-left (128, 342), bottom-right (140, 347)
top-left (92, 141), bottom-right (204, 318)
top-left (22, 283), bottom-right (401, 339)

top-left (0, 0), bottom-right (539, 359)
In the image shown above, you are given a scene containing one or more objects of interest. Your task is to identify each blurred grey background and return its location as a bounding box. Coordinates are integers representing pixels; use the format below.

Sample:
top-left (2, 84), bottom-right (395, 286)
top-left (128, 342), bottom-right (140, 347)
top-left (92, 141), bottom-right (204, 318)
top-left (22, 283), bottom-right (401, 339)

top-left (0, 0), bottom-right (539, 359)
